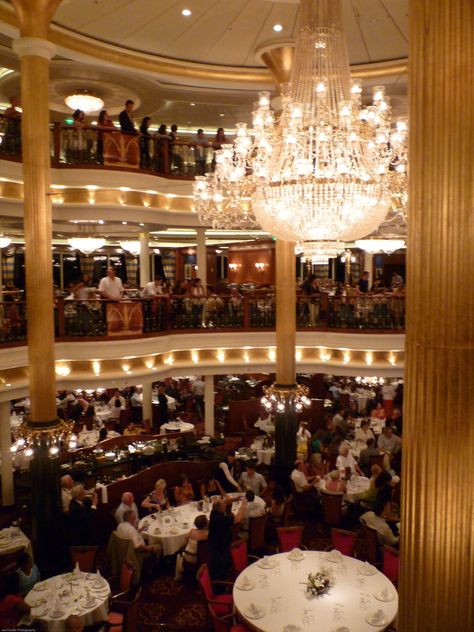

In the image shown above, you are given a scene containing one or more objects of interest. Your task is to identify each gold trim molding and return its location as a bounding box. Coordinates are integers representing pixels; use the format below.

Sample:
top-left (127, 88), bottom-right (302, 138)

top-left (0, 4), bottom-right (407, 87)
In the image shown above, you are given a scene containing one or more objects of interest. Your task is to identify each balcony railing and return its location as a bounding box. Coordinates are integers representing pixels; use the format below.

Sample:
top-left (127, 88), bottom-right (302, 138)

top-left (0, 114), bottom-right (233, 177)
top-left (0, 293), bottom-right (405, 346)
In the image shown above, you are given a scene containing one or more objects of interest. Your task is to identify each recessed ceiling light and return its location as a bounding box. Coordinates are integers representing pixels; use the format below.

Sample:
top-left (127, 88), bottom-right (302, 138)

top-left (99, 220), bottom-right (104, 224)
top-left (190, 103), bottom-right (195, 106)
top-left (122, 221), bottom-right (127, 225)
top-left (182, 8), bottom-right (191, 17)
top-left (273, 24), bottom-right (283, 32)
top-left (219, 113), bottom-right (225, 117)
top-left (139, 223), bottom-right (145, 227)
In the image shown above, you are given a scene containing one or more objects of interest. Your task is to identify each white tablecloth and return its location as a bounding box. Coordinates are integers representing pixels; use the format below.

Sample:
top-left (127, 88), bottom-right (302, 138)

top-left (0, 527), bottom-right (32, 557)
top-left (160, 421), bottom-right (195, 434)
top-left (250, 441), bottom-right (275, 465)
top-left (25, 571), bottom-right (110, 632)
top-left (95, 408), bottom-right (112, 423)
top-left (139, 497), bottom-right (242, 557)
top-left (319, 476), bottom-right (370, 503)
top-left (77, 429), bottom-right (100, 447)
top-left (233, 551), bottom-right (398, 632)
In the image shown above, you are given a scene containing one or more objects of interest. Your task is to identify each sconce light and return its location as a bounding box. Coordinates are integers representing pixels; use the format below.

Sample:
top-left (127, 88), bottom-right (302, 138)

top-left (228, 262), bottom-right (240, 271)
top-left (255, 262), bottom-right (267, 271)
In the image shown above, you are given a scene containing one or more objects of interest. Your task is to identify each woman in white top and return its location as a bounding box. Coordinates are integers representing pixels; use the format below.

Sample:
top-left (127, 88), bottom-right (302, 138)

top-left (355, 419), bottom-right (375, 444)
top-left (183, 514), bottom-right (209, 563)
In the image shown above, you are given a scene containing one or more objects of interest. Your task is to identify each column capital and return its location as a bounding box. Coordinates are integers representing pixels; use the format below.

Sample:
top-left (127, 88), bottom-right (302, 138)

top-left (12, 37), bottom-right (56, 60)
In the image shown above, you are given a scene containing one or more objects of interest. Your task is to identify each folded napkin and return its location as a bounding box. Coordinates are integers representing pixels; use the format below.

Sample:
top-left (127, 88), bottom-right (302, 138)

top-left (248, 603), bottom-right (262, 615)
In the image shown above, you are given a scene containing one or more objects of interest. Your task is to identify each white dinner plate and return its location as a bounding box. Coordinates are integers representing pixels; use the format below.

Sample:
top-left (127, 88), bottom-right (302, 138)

top-left (287, 552), bottom-right (305, 562)
top-left (50, 611), bottom-right (66, 619)
top-left (257, 558), bottom-right (277, 569)
top-left (357, 564), bottom-right (377, 576)
top-left (245, 605), bottom-right (266, 619)
top-left (33, 583), bottom-right (49, 591)
top-left (374, 590), bottom-right (396, 602)
top-left (236, 577), bottom-right (255, 591)
top-left (365, 610), bottom-right (388, 627)
top-left (324, 552), bottom-right (343, 563)
top-left (282, 626), bottom-right (303, 632)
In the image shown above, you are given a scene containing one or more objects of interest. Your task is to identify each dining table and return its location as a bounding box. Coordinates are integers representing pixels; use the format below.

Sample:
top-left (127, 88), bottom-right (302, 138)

top-left (0, 526), bottom-right (33, 557)
top-left (159, 420), bottom-right (195, 434)
top-left (233, 550), bottom-right (398, 632)
top-left (139, 495), bottom-right (242, 557)
top-left (318, 475), bottom-right (370, 503)
top-left (24, 569), bottom-right (110, 632)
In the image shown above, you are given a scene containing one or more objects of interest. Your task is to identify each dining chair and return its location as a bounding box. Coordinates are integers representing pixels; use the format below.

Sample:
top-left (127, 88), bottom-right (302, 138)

top-left (276, 526), bottom-right (304, 553)
top-left (361, 522), bottom-right (382, 567)
top-left (320, 490), bottom-right (343, 527)
top-left (248, 514), bottom-right (267, 555)
top-left (383, 545), bottom-right (400, 586)
top-left (208, 604), bottom-right (251, 632)
top-left (330, 528), bottom-right (358, 557)
top-left (69, 545), bottom-right (99, 573)
top-left (369, 453), bottom-right (385, 470)
top-left (183, 539), bottom-right (209, 580)
top-left (281, 496), bottom-right (293, 526)
top-left (230, 538), bottom-right (259, 575)
top-left (108, 586), bottom-right (141, 632)
top-left (196, 563), bottom-right (234, 616)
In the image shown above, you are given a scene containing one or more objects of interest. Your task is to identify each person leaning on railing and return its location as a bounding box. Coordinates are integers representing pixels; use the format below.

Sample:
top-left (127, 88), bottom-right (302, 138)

top-left (98, 266), bottom-right (124, 300)
top-left (96, 109), bottom-right (115, 164)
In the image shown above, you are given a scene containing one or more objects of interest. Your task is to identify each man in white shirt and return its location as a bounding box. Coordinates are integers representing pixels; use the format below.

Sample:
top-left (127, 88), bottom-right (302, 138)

top-left (239, 490), bottom-right (266, 534)
top-left (336, 443), bottom-right (362, 476)
top-left (377, 427), bottom-right (402, 456)
top-left (239, 463), bottom-right (267, 496)
top-left (117, 509), bottom-right (161, 557)
top-left (192, 377), bottom-right (205, 419)
top-left (290, 460), bottom-right (318, 493)
top-left (141, 275), bottom-right (166, 298)
top-left (108, 390), bottom-right (126, 409)
top-left (115, 492), bottom-right (139, 525)
top-left (98, 266), bottom-right (124, 300)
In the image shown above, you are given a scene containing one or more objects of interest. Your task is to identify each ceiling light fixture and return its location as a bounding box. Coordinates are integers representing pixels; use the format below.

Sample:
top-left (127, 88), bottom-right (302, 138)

top-left (120, 241), bottom-right (141, 256)
top-left (355, 238), bottom-right (406, 254)
top-left (273, 24), bottom-right (283, 32)
top-left (0, 236), bottom-right (11, 248)
top-left (68, 237), bottom-right (106, 255)
top-left (65, 92), bottom-right (104, 114)
top-left (182, 8), bottom-right (192, 16)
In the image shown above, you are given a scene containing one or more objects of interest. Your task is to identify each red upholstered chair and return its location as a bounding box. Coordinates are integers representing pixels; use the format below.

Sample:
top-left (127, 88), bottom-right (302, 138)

top-left (208, 605), bottom-right (251, 632)
top-left (196, 563), bottom-right (233, 616)
top-left (276, 526), bottom-right (304, 553)
top-left (107, 562), bottom-right (136, 628)
top-left (361, 523), bottom-right (383, 567)
top-left (248, 514), bottom-right (267, 555)
top-left (230, 538), bottom-right (259, 575)
top-left (69, 546), bottom-right (98, 572)
top-left (320, 490), bottom-right (343, 527)
top-left (331, 528), bottom-right (358, 557)
top-left (281, 496), bottom-right (293, 526)
top-left (108, 586), bottom-right (141, 632)
top-left (383, 545), bottom-right (400, 586)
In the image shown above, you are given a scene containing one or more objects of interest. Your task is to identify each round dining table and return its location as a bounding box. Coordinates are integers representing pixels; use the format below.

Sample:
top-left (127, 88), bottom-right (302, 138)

top-left (25, 570), bottom-right (110, 632)
top-left (318, 476), bottom-right (370, 503)
top-left (233, 551), bottom-right (398, 632)
top-left (0, 526), bottom-right (33, 557)
top-left (160, 420), bottom-right (195, 434)
top-left (139, 495), bottom-right (242, 556)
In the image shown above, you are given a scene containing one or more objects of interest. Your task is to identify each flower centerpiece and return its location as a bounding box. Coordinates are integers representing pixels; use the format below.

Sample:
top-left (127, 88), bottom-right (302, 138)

top-left (306, 570), bottom-right (331, 596)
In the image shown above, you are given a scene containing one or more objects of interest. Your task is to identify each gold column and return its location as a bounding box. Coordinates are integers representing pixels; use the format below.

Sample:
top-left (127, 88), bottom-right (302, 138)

top-left (275, 239), bottom-right (296, 385)
top-left (12, 0), bottom-right (61, 422)
top-left (399, 1), bottom-right (474, 630)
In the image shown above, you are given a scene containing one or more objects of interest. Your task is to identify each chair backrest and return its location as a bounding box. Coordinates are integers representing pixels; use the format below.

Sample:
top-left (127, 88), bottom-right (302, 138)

top-left (120, 560), bottom-right (135, 593)
top-left (320, 490), bottom-right (343, 526)
top-left (361, 523), bottom-right (381, 565)
top-left (248, 514), bottom-right (267, 553)
top-left (276, 526), bottom-right (303, 552)
top-left (230, 538), bottom-right (248, 574)
top-left (282, 497), bottom-right (293, 526)
top-left (331, 528), bottom-right (358, 557)
top-left (326, 453), bottom-right (338, 471)
top-left (69, 545), bottom-right (99, 573)
top-left (196, 539), bottom-right (210, 569)
top-left (369, 453), bottom-right (385, 470)
top-left (196, 563), bottom-right (214, 601)
top-left (123, 587), bottom-right (141, 632)
top-left (208, 604), bottom-right (231, 632)
top-left (383, 545), bottom-right (400, 585)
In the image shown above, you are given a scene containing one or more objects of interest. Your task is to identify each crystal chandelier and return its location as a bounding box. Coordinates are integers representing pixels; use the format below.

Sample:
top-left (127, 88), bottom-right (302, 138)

top-left (68, 237), bottom-right (105, 255)
top-left (296, 240), bottom-right (344, 265)
top-left (261, 383), bottom-right (311, 414)
top-left (65, 92), bottom-right (104, 114)
top-left (120, 241), bottom-right (141, 256)
top-left (0, 235), bottom-right (11, 248)
top-left (355, 238), bottom-right (406, 254)
top-left (250, 0), bottom-right (404, 242)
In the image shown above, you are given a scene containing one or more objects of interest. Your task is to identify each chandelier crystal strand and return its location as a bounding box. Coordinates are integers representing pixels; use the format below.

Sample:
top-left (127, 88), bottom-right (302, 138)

top-left (251, 0), bottom-right (397, 242)
top-left (296, 240), bottom-right (344, 265)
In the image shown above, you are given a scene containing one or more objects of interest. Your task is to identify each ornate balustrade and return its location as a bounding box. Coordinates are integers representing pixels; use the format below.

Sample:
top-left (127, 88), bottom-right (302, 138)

top-left (0, 292), bottom-right (405, 347)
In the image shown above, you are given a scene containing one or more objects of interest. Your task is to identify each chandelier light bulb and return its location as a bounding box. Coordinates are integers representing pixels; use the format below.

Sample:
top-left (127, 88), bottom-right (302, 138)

top-left (68, 237), bottom-right (105, 255)
top-left (355, 238), bottom-right (406, 255)
top-left (65, 93), bottom-right (104, 113)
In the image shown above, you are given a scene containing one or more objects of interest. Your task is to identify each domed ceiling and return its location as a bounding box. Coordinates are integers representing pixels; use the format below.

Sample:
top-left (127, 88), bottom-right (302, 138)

top-left (53, 0), bottom-right (408, 68)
